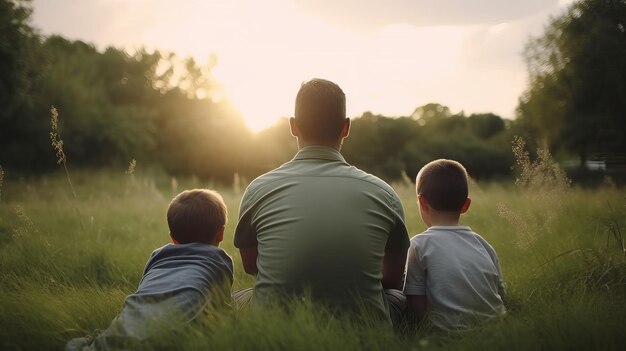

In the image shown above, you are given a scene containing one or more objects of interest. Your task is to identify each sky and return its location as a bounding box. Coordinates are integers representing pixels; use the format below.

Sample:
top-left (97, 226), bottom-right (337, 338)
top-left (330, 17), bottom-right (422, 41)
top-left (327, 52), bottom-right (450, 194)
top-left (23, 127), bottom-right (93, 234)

top-left (31, 0), bottom-right (575, 131)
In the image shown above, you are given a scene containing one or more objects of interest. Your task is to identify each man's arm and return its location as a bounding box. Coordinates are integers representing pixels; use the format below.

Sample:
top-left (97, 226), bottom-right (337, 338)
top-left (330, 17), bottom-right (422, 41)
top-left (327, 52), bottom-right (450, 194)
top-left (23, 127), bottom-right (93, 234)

top-left (382, 194), bottom-right (410, 289)
top-left (234, 188), bottom-right (259, 276)
top-left (239, 246), bottom-right (258, 275)
top-left (406, 295), bottom-right (428, 325)
top-left (381, 250), bottom-right (407, 289)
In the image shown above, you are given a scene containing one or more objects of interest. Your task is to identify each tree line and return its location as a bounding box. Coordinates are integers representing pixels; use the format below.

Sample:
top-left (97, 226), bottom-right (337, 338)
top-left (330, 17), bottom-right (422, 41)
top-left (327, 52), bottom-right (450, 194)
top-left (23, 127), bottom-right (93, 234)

top-left (1, 0), bottom-right (623, 183)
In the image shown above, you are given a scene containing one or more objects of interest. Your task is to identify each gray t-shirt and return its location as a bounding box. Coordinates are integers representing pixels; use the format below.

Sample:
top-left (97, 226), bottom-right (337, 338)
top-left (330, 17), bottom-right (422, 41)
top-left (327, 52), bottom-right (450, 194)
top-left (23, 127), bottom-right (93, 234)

top-left (234, 146), bottom-right (409, 322)
top-left (404, 226), bottom-right (506, 330)
top-left (94, 243), bottom-right (233, 346)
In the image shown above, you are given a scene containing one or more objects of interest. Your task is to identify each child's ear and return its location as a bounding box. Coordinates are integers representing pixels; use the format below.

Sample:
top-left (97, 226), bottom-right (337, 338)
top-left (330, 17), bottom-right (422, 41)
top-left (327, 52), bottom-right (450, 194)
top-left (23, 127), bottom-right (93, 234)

top-left (460, 198), bottom-right (471, 214)
top-left (418, 195), bottom-right (430, 211)
top-left (214, 226), bottom-right (225, 244)
top-left (169, 232), bottom-right (180, 245)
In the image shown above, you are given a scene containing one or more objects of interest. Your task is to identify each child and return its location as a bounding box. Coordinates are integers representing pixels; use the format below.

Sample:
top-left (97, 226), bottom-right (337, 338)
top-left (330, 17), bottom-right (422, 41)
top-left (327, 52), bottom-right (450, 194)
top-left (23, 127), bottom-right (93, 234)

top-left (66, 189), bottom-right (234, 350)
top-left (403, 159), bottom-right (505, 331)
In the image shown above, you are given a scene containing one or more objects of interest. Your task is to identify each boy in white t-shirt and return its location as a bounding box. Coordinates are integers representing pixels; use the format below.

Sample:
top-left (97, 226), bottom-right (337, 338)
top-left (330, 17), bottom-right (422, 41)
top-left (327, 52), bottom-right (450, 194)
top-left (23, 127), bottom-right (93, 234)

top-left (403, 159), bottom-right (506, 331)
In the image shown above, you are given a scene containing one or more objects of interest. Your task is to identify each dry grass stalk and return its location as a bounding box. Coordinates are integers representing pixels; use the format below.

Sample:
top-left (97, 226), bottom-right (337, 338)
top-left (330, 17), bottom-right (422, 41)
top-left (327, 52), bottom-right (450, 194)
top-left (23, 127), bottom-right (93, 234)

top-left (49, 106), bottom-right (77, 199)
top-left (500, 136), bottom-right (571, 251)
top-left (126, 159), bottom-right (137, 175)
top-left (12, 205), bottom-right (37, 239)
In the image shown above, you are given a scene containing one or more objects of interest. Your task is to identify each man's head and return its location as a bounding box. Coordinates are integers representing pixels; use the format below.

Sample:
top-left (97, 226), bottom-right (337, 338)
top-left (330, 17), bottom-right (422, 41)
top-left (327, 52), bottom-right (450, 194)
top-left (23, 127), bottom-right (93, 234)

top-left (167, 189), bottom-right (227, 245)
top-left (291, 78), bottom-right (350, 148)
top-left (416, 159), bottom-right (471, 224)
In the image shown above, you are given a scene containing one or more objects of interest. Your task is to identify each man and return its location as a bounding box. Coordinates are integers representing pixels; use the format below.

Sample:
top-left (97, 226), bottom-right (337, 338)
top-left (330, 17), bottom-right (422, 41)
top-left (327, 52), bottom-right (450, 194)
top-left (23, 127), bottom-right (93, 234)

top-left (234, 78), bottom-right (409, 326)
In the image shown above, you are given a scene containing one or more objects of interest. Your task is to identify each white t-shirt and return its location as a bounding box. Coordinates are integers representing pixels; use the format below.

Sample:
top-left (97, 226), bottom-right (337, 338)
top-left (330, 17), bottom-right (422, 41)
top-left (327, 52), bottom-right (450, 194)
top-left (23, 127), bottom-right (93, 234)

top-left (403, 226), bottom-right (506, 330)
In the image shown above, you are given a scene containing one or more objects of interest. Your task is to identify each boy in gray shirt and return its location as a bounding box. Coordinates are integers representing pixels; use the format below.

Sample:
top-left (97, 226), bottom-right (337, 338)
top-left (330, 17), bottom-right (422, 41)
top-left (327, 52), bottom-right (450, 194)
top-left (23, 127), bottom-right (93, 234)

top-left (66, 189), bottom-right (233, 350)
top-left (404, 159), bottom-right (505, 331)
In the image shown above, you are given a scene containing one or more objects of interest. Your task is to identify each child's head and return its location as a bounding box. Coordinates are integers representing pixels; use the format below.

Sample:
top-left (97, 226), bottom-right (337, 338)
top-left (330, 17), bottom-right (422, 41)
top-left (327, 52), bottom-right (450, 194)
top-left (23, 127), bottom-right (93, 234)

top-left (416, 159), bottom-right (471, 225)
top-left (166, 189), bottom-right (227, 245)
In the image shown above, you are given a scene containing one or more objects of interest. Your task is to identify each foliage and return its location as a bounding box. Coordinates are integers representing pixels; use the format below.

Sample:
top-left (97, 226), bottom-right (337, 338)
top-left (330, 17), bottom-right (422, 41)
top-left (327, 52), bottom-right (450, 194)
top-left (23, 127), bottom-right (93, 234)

top-left (0, 1), bottom-right (521, 182)
top-left (517, 0), bottom-right (626, 163)
top-left (343, 107), bottom-right (514, 181)
top-left (0, 0), bottom-right (41, 121)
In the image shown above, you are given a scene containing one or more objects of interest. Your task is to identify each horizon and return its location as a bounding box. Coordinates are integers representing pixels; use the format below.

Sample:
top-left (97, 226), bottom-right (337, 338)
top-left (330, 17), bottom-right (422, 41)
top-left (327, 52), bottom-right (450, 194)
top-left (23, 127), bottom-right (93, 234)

top-left (31, 0), bottom-right (575, 132)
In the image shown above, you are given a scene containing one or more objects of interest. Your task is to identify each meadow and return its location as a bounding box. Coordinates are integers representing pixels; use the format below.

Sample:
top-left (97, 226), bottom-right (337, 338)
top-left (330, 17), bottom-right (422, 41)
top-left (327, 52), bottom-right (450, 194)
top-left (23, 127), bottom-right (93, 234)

top-left (0, 160), bottom-right (624, 350)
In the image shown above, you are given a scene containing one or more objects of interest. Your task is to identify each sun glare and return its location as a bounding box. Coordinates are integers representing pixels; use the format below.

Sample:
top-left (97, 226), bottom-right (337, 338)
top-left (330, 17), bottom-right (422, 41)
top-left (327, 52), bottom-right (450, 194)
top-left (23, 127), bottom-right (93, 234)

top-left (217, 76), bottom-right (294, 133)
top-left (173, 1), bottom-right (519, 132)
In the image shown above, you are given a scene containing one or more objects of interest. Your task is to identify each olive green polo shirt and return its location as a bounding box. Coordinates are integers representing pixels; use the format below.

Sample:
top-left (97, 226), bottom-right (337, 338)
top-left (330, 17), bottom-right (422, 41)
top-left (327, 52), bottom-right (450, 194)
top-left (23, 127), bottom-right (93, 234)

top-left (234, 145), bottom-right (409, 321)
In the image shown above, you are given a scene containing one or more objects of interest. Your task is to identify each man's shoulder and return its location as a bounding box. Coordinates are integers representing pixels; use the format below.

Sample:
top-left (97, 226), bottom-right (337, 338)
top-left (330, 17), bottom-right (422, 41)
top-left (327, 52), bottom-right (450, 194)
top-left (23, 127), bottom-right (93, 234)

top-left (317, 163), bottom-right (403, 207)
top-left (345, 165), bottom-right (399, 195)
top-left (244, 159), bottom-right (400, 200)
top-left (243, 161), bottom-right (294, 193)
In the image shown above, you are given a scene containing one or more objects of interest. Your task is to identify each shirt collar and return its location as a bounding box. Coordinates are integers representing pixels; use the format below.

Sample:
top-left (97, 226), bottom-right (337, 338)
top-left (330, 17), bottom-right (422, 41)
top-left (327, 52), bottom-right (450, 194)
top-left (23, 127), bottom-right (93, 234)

top-left (292, 145), bottom-right (346, 162)
top-left (429, 225), bottom-right (472, 231)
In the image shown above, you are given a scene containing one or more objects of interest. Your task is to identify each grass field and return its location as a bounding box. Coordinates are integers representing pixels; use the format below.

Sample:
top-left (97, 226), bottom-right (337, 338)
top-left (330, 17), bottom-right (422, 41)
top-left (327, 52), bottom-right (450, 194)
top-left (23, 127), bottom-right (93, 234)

top-left (0, 165), bottom-right (625, 350)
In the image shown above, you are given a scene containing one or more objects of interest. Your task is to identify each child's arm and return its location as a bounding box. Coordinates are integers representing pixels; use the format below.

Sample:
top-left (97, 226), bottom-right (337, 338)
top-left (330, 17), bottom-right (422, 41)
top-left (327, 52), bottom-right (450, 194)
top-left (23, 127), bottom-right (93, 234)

top-left (495, 256), bottom-right (506, 304)
top-left (487, 243), bottom-right (506, 303)
top-left (403, 240), bottom-right (428, 326)
top-left (406, 295), bottom-right (428, 324)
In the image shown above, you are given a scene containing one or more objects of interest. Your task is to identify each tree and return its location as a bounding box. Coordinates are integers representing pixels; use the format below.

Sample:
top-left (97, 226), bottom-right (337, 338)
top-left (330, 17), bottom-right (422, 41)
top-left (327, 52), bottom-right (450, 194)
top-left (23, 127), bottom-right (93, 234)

top-left (410, 103), bottom-right (452, 126)
top-left (518, 0), bottom-right (626, 164)
top-left (468, 113), bottom-right (506, 139)
top-left (0, 0), bottom-right (40, 118)
top-left (0, 0), bottom-right (46, 169)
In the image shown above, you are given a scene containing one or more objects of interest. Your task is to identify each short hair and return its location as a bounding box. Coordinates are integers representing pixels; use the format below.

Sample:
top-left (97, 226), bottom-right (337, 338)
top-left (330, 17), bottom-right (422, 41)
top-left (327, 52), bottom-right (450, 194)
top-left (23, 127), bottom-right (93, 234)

top-left (294, 78), bottom-right (346, 143)
top-left (416, 159), bottom-right (469, 212)
top-left (167, 189), bottom-right (227, 244)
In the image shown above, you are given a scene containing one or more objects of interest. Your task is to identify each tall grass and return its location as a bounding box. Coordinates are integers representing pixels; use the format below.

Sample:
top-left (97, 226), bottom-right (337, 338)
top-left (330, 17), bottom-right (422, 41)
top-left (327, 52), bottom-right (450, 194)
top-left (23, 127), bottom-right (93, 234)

top-left (49, 106), bottom-right (77, 200)
top-left (0, 139), bottom-right (624, 349)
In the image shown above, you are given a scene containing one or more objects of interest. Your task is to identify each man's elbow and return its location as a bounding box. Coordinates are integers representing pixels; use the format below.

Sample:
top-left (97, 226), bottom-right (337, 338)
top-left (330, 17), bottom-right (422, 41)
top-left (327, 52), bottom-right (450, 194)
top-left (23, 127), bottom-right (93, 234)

top-left (239, 247), bottom-right (259, 275)
top-left (381, 271), bottom-right (403, 289)
top-left (381, 252), bottom-right (407, 289)
top-left (243, 261), bottom-right (258, 275)
top-left (244, 267), bottom-right (258, 275)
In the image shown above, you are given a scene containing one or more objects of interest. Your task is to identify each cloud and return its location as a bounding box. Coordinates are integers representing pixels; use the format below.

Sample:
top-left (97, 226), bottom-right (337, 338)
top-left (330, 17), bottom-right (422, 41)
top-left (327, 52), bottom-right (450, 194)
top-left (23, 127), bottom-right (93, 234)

top-left (295, 0), bottom-right (559, 28)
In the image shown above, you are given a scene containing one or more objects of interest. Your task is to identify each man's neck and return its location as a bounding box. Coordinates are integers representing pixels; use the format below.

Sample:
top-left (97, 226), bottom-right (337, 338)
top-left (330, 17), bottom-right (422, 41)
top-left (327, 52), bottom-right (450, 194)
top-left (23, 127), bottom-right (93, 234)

top-left (297, 139), bottom-right (342, 151)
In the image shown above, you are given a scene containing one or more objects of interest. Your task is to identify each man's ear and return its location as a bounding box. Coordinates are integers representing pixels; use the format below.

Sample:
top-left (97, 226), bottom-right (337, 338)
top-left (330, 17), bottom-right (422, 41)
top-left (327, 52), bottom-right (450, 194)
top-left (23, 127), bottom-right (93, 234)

top-left (460, 198), bottom-right (471, 214)
top-left (169, 232), bottom-right (180, 245)
top-left (289, 117), bottom-right (300, 137)
top-left (341, 118), bottom-right (350, 138)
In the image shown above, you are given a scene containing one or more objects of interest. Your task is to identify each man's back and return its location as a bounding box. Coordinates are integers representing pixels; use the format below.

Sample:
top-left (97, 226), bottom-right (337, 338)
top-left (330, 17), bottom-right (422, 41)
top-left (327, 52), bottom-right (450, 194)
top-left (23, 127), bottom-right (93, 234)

top-left (235, 146), bottom-right (408, 320)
